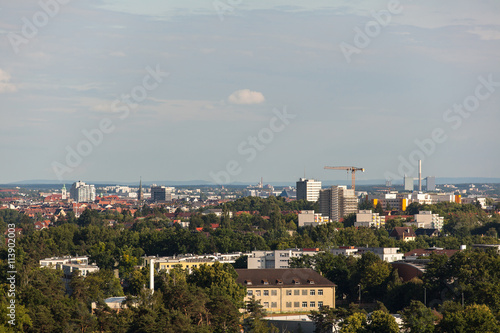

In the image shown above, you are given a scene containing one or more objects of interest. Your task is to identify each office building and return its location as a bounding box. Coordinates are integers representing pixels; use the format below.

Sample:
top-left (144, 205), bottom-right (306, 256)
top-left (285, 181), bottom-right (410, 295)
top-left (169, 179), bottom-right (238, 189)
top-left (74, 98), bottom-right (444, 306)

top-left (319, 185), bottom-right (357, 222)
top-left (70, 181), bottom-right (96, 203)
top-left (236, 268), bottom-right (335, 313)
top-left (151, 185), bottom-right (172, 202)
top-left (296, 178), bottom-right (322, 202)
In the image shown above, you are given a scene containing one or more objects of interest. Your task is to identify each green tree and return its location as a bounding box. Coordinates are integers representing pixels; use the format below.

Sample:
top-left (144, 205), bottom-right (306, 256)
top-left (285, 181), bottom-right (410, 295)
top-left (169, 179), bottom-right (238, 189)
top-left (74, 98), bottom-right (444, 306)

top-left (243, 297), bottom-right (270, 333)
top-left (339, 312), bottom-right (366, 333)
top-left (188, 262), bottom-right (246, 308)
top-left (364, 310), bottom-right (399, 333)
top-left (400, 300), bottom-right (436, 333)
top-left (438, 302), bottom-right (500, 333)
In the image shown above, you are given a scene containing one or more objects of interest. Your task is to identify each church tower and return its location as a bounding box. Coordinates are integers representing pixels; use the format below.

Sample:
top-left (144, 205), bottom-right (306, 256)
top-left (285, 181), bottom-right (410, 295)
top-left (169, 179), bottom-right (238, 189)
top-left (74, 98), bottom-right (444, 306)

top-left (61, 184), bottom-right (67, 200)
top-left (137, 177), bottom-right (144, 201)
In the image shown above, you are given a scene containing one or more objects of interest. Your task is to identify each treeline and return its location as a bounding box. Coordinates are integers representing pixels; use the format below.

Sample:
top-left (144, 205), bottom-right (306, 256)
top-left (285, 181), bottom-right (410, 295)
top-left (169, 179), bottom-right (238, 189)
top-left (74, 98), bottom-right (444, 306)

top-left (0, 258), bottom-right (272, 332)
top-left (301, 248), bottom-right (500, 332)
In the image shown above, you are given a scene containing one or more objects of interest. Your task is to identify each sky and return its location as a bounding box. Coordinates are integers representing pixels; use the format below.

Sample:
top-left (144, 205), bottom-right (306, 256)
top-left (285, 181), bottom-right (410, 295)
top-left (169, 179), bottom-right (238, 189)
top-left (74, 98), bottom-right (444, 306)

top-left (0, 0), bottom-right (499, 184)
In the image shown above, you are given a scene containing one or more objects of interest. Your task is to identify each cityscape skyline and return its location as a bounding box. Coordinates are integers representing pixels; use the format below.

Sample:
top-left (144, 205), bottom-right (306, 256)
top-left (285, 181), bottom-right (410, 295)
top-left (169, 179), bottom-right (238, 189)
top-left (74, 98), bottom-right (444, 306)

top-left (1, 0), bottom-right (499, 184)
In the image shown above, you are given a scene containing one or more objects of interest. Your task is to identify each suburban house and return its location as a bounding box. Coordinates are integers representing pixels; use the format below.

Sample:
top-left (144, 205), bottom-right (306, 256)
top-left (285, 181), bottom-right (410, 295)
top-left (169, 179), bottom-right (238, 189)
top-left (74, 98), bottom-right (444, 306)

top-left (390, 227), bottom-right (416, 242)
top-left (235, 268), bottom-right (335, 313)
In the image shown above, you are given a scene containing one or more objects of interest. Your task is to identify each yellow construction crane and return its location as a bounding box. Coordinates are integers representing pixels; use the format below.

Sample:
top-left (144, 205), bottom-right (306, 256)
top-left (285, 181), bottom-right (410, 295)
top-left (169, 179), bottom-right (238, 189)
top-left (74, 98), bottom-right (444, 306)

top-left (324, 166), bottom-right (365, 191)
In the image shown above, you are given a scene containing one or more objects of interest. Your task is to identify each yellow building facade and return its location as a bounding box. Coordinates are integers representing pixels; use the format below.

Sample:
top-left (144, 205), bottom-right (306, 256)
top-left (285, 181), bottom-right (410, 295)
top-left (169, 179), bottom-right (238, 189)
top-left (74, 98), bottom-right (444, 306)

top-left (236, 268), bottom-right (335, 313)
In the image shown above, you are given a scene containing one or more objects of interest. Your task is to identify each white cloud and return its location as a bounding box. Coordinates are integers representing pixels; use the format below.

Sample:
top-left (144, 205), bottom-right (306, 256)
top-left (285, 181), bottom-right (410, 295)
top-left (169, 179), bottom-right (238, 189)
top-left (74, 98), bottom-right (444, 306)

top-left (228, 89), bottom-right (265, 105)
top-left (0, 69), bottom-right (17, 93)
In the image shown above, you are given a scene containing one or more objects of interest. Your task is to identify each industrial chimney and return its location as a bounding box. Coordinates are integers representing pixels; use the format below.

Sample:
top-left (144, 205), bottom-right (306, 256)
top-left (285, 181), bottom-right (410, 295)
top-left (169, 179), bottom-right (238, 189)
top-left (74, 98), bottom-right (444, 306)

top-left (418, 160), bottom-right (422, 192)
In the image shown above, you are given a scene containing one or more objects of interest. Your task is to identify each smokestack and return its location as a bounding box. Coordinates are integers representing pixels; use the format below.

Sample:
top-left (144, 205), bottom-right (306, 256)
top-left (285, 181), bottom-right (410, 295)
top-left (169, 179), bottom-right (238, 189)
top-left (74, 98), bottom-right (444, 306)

top-left (150, 258), bottom-right (155, 294)
top-left (418, 160), bottom-right (422, 192)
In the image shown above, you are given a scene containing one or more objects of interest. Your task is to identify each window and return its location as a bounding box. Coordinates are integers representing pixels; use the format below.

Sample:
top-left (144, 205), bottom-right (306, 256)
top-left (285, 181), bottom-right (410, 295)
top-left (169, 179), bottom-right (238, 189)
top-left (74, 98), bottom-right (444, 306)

top-left (318, 301), bottom-right (323, 308)
top-left (286, 290), bottom-right (292, 296)
top-left (247, 290), bottom-right (253, 296)
top-left (263, 302), bottom-right (269, 308)
top-left (302, 302), bottom-right (308, 308)
top-left (318, 289), bottom-right (323, 296)
top-left (263, 290), bottom-right (269, 296)
top-left (262, 279), bottom-right (269, 285)
top-left (310, 290), bottom-right (315, 296)
top-left (255, 290), bottom-right (261, 296)
top-left (271, 290), bottom-right (277, 296)
top-left (302, 289), bottom-right (307, 295)
top-left (294, 302), bottom-right (300, 308)
top-left (310, 301), bottom-right (315, 307)
top-left (294, 290), bottom-right (300, 296)
top-left (286, 302), bottom-right (292, 308)
top-left (271, 302), bottom-right (277, 308)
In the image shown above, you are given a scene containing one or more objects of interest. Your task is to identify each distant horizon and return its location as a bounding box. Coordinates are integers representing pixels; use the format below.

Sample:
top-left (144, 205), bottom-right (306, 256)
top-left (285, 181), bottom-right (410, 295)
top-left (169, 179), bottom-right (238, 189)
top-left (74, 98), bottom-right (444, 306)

top-left (3, 176), bottom-right (500, 187)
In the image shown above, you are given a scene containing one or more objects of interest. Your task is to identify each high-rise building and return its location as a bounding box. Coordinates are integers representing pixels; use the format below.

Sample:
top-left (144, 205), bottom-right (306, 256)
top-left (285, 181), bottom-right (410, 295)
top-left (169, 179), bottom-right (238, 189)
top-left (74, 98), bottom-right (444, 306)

top-left (426, 176), bottom-right (436, 191)
top-left (70, 181), bottom-right (96, 203)
top-left (296, 178), bottom-right (322, 202)
top-left (151, 185), bottom-right (172, 202)
top-left (319, 185), bottom-right (357, 222)
top-left (404, 176), bottom-right (413, 191)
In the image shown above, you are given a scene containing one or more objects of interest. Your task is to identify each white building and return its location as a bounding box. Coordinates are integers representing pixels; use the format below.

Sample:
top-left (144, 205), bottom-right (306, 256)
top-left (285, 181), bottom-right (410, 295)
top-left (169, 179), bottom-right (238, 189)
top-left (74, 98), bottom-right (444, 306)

top-left (357, 247), bottom-right (404, 262)
top-left (296, 178), bottom-right (322, 202)
top-left (354, 210), bottom-right (385, 228)
top-left (40, 255), bottom-right (89, 268)
top-left (70, 181), bottom-right (96, 203)
top-left (410, 211), bottom-right (444, 230)
top-left (62, 263), bottom-right (100, 278)
top-left (330, 247), bottom-right (403, 263)
top-left (247, 248), bottom-right (321, 269)
top-left (297, 210), bottom-right (330, 227)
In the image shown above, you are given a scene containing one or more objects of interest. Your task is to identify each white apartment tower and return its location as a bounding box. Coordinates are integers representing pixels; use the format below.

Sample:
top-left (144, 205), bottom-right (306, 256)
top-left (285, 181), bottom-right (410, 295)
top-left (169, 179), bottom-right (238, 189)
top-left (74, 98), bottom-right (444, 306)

top-left (296, 178), bottom-right (322, 202)
top-left (70, 181), bottom-right (96, 203)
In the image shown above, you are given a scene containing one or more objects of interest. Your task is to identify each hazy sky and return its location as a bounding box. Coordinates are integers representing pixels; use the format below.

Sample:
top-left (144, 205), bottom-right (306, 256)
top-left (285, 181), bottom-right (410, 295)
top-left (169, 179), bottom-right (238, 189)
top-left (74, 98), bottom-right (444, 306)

top-left (1, 0), bottom-right (499, 184)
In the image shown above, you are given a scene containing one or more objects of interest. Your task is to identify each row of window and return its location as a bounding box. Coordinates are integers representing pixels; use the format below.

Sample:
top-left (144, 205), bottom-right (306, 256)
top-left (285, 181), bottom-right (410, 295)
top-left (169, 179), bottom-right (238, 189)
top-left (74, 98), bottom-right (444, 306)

top-left (247, 289), bottom-right (324, 297)
top-left (262, 301), bottom-right (324, 309)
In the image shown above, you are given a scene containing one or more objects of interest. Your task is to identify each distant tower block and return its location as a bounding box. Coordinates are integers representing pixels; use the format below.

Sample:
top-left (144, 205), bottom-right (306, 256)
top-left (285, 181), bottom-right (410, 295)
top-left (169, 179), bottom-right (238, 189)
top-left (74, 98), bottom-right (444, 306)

top-left (404, 175), bottom-right (413, 191)
top-left (426, 176), bottom-right (436, 191)
top-left (385, 180), bottom-right (392, 187)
